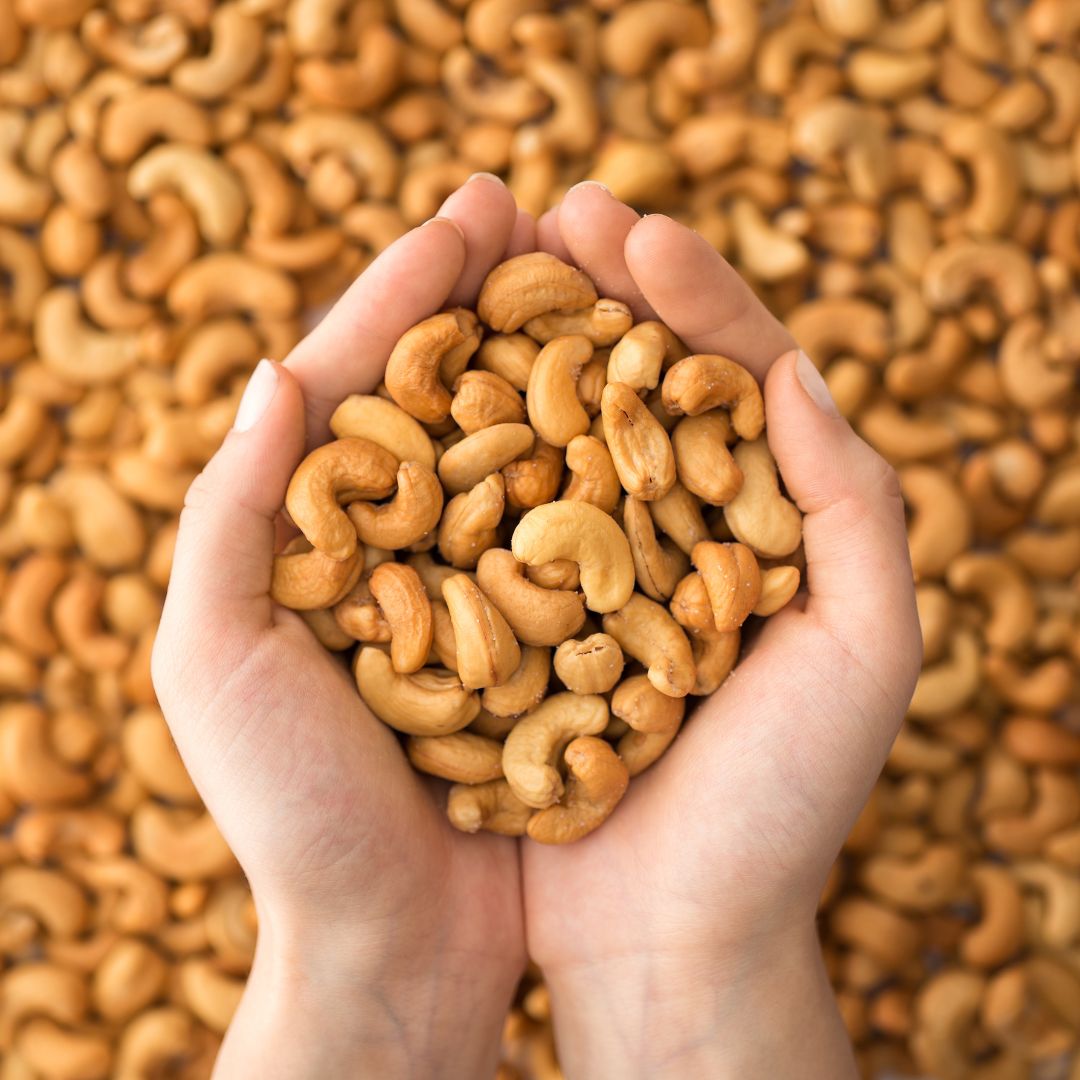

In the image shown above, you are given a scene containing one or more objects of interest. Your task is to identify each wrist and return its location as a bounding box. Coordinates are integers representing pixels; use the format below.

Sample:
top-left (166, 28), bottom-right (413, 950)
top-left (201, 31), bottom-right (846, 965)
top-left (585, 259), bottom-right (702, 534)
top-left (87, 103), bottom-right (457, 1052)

top-left (542, 919), bottom-right (856, 1080)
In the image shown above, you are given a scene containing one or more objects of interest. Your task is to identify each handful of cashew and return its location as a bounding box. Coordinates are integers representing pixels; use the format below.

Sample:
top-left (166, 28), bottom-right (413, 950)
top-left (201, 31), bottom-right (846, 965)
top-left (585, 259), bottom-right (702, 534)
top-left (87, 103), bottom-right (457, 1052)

top-left (272, 251), bottom-right (803, 843)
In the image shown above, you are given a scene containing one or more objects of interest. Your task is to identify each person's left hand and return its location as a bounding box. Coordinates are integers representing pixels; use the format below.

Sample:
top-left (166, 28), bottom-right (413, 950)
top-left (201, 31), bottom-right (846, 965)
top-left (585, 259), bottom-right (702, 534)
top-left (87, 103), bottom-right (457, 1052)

top-left (153, 176), bottom-right (535, 1079)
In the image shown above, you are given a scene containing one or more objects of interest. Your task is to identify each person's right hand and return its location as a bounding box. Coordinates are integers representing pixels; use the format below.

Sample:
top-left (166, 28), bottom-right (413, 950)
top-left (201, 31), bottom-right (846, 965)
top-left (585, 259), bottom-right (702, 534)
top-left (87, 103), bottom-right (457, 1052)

top-left (521, 185), bottom-right (923, 1079)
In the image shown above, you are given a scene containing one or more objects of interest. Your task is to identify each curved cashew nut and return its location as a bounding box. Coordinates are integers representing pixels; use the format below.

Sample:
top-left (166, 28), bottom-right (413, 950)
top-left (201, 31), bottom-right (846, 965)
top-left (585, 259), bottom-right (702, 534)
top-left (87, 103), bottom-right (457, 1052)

top-left (672, 412), bottom-right (743, 505)
top-left (554, 633), bottom-right (624, 695)
top-left (92, 937), bottom-right (168, 1022)
top-left (661, 354), bottom-right (764, 438)
top-left (407, 732), bottom-right (503, 784)
top-left (131, 805), bottom-right (237, 881)
top-left (280, 110), bottom-right (399, 200)
top-left (722, 438), bottom-right (802, 558)
top-left (447, 779), bottom-right (532, 836)
top-left (368, 562), bottom-right (432, 675)
top-left (121, 707), bottom-right (199, 804)
top-left (178, 958), bottom-right (243, 1034)
top-left (791, 96), bottom-right (893, 201)
top-left (353, 646), bottom-right (479, 735)
top-left (438, 423), bottom-right (535, 495)
top-left (922, 238), bottom-right (1040, 318)
top-left (330, 394), bottom-right (436, 468)
top-left (0, 704), bottom-right (92, 805)
top-left (623, 496), bottom-right (689, 601)
top-left (960, 863), bottom-right (1025, 969)
top-left (270, 539), bottom-right (364, 611)
top-left (603, 593), bottom-right (696, 698)
top-left (599, 0), bottom-right (711, 78)
top-left (502, 438), bottom-right (564, 510)
top-left (945, 553), bottom-right (1035, 652)
top-left (478, 252), bottom-right (598, 333)
top-left (502, 691), bottom-right (608, 809)
top-left (171, 3), bottom-right (263, 99)
top-left (14, 1019), bottom-right (112, 1080)
top-left (285, 437), bottom-right (398, 560)
top-left (753, 565), bottom-right (801, 616)
top-left (562, 434), bottom-right (621, 513)
top-left (606, 320), bottom-right (687, 392)
top-left (442, 574), bottom-right (521, 689)
top-left (167, 253), bottom-right (299, 320)
top-left (648, 482), bottom-right (713, 556)
top-left (481, 645), bottom-right (551, 719)
top-left (475, 332), bottom-right (538, 390)
top-left (527, 736), bottom-right (630, 844)
top-left (512, 501), bottom-right (635, 613)
top-left (384, 310), bottom-right (481, 424)
top-left (692, 541), bottom-right (761, 631)
top-left (451, 370), bottom-right (526, 434)
top-left (612, 673), bottom-right (686, 738)
top-left (907, 628), bottom-right (981, 718)
top-left (525, 334), bottom-right (593, 447)
top-left (348, 461), bottom-right (443, 550)
top-left (523, 299), bottom-right (633, 347)
top-left (437, 473), bottom-right (506, 569)
top-left (115, 1007), bottom-right (196, 1080)
top-left (53, 564), bottom-right (130, 671)
top-left (34, 288), bottom-right (140, 385)
top-left (99, 87), bottom-right (212, 164)
top-left (601, 381), bottom-right (676, 501)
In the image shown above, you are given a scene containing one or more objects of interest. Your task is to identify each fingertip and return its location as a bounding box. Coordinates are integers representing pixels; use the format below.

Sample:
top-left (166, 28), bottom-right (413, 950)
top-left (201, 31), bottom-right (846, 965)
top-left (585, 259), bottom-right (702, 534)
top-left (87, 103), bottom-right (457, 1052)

top-left (438, 176), bottom-right (519, 305)
top-left (536, 205), bottom-right (572, 261)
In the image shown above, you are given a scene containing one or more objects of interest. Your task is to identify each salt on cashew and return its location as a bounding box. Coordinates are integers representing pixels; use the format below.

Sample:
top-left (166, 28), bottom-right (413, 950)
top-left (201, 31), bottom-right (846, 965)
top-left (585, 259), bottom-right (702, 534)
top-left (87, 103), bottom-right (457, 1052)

top-left (661, 353), bottom-right (765, 438)
top-left (522, 299), bottom-right (633, 347)
top-left (553, 634), bottom-right (624, 695)
top-left (477, 252), bottom-right (598, 333)
top-left (368, 562), bottom-right (432, 675)
top-left (722, 438), bottom-right (803, 559)
top-left (601, 381), bottom-right (677, 501)
top-left (406, 731), bottom-right (504, 784)
top-left (437, 473), bottom-right (505, 570)
top-left (562, 434), bottom-right (621, 514)
top-left (527, 737), bottom-right (630, 844)
top-left (671, 411), bottom-right (743, 505)
top-left (384, 309), bottom-right (481, 424)
top-left (347, 461), bottom-right (443, 550)
top-left (475, 548), bottom-right (585, 648)
top-left (603, 593), bottom-right (696, 699)
top-left (447, 779), bottom-right (532, 836)
top-left (692, 541), bottom-right (762, 632)
top-left (511, 501), bottom-right (635, 614)
top-left (353, 645), bottom-right (479, 735)
top-left (441, 573), bottom-right (521, 690)
top-left (481, 645), bottom-right (551, 719)
top-left (501, 691), bottom-right (608, 809)
top-left (437, 422), bottom-right (535, 495)
top-left (285, 437), bottom-right (398, 561)
top-left (525, 333), bottom-right (593, 447)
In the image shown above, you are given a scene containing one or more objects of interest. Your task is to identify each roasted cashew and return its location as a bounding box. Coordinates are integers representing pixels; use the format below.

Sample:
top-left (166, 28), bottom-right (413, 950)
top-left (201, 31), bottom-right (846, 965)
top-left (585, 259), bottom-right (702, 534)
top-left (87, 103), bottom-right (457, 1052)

top-left (562, 434), bottom-right (621, 514)
top-left (623, 496), bottom-right (689, 601)
top-left (474, 332), bottom-right (538, 391)
top-left (523, 299), bottom-right (633, 347)
top-left (330, 394), bottom-right (437, 469)
top-left (437, 473), bottom-right (505, 570)
top-left (601, 381), bottom-right (676, 501)
top-left (722, 438), bottom-right (802, 559)
top-left (525, 334), bottom-right (593, 447)
top-left (438, 423), bottom-right (535, 496)
top-left (512, 501), bottom-right (635, 614)
top-left (692, 541), bottom-right (761, 632)
top-left (603, 593), bottom-right (695, 699)
top-left (527, 737), bottom-right (629, 844)
top-left (478, 252), bottom-right (598, 333)
top-left (753, 565), bottom-right (801, 617)
top-left (442, 573), bottom-right (521, 689)
top-left (502, 691), bottom-right (608, 809)
top-left (369, 562), bottom-right (432, 675)
top-left (554, 633), bottom-right (624, 695)
top-left (270, 537), bottom-right (364, 611)
top-left (607, 320), bottom-right (687, 391)
top-left (502, 438), bottom-right (564, 510)
top-left (347, 461), bottom-right (443, 550)
top-left (447, 779), bottom-right (532, 836)
top-left (353, 646), bottom-right (479, 735)
top-left (671, 412), bottom-right (742, 506)
top-left (661, 354), bottom-right (765, 439)
top-left (407, 731), bottom-right (503, 784)
top-left (450, 370), bottom-right (526, 434)
top-left (481, 644), bottom-right (551, 719)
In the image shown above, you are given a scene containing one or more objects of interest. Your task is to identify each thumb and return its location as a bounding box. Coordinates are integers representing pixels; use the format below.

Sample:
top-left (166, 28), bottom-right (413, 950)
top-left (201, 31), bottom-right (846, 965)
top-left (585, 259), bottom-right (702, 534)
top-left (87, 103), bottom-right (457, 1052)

top-left (160, 359), bottom-right (306, 643)
top-left (763, 350), bottom-right (921, 702)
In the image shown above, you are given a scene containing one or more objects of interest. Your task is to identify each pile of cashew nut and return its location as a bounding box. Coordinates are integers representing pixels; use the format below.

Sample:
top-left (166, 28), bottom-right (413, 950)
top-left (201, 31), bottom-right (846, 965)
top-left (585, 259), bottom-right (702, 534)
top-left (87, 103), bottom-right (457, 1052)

top-left (274, 251), bottom-right (802, 843)
top-left (0, 0), bottom-right (1078, 1073)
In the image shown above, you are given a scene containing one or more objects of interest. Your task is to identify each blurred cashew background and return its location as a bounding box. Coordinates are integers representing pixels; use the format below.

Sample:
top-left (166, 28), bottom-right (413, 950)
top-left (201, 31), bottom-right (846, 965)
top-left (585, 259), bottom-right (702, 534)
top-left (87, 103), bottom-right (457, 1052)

top-left (0, 0), bottom-right (1079, 1076)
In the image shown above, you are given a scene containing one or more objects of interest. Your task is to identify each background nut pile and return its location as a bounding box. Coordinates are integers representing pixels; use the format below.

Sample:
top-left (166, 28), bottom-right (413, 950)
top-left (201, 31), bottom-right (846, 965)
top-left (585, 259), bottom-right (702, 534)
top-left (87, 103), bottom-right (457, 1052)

top-left (0, 0), bottom-right (1078, 1075)
top-left (272, 250), bottom-right (802, 843)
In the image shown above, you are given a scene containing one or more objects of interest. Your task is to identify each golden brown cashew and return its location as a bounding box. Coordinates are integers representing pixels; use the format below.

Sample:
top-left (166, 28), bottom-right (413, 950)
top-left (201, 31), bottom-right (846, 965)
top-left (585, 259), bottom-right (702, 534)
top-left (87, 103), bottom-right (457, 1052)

top-left (281, 110), bottom-right (399, 200)
top-left (348, 461), bottom-right (443, 550)
top-left (171, 3), bottom-right (263, 98)
top-left (424, 461), bottom-right (497, 561)
top-left (285, 437), bottom-right (398, 560)
top-left (527, 737), bottom-right (630, 844)
top-left (601, 381), bottom-right (676, 501)
top-left (475, 332), bottom-right (538, 390)
top-left (623, 496), bottom-right (689, 601)
top-left (98, 87), bottom-right (212, 164)
top-left (270, 538), bottom-right (364, 611)
top-left (753, 565), bottom-right (801, 616)
top-left (179, 958), bottom-right (243, 1034)
top-left (525, 334), bottom-right (593, 447)
top-left (114, 1007), bottom-right (196, 1080)
top-left (447, 779), bottom-right (532, 836)
top-left (14, 1018), bottom-right (112, 1080)
top-left (92, 937), bottom-right (168, 1022)
top-left (722, 438), bottom-right (803, 559)
top-left (330, 394), bottom-right (437, 468)
top-left (791, 96), bottom-right (893, 201)
top-left (384, 310), bottom-right (481, 424)
top-left (661, 354), bottom-right (765, 439)
top-left (34, 288), bottom-right (141, 385)
top-left (407, 732), bottom-right (504, 784)
top-left (450, 370), bottom-right (526, 434)
top-left (562, 434), bottom-right (621, 514)
top-left (922, 238), bottom-right (1040, 318)
top-left (692, 541), bottom-right (762, 632)
top-left (481, 645), bottom-right (551, 719)
top-left (0, 703), bottom-right (92, 805)
top-left (121, 706), bottom-right (199, 804)
top-left (554, 634), bottom-right (624, 695)
top-left (945, 553), bottom-right (1035, 652)
top-left (442, 574), bottom-right (521, 689)
top-left (438, 423), bottom-right (536, 496)
top-left (369, 562), bottom-right (432, 675)
top-left (167, 253), bottom-right (299, 320)
top-left (607, 320), bottom-right (687, 391)
top-left (354, 646), bottom-right (479, 735)
top-left (603, 593), bottom-right (695, 698)
top-left (523, 299), bottom-right (633, 347)
top-left (502, 691), bottom-right (608, 809)
top-left (476, 548), bottom-right (585, 648)
top-left (502, 439), bottom-right (564, 510)
top-left (672, 412), bottom-right (743, 505)
top-left (478, 252), bottom-right (598, 333)
top-left (612, 673), bottom-right (686, 737)
top-left (53, 564), bottom-right (130, 671)
top-left (512, 501), bottom-right (635, 614)
top-left (600, 0), bottom-right (711, 77)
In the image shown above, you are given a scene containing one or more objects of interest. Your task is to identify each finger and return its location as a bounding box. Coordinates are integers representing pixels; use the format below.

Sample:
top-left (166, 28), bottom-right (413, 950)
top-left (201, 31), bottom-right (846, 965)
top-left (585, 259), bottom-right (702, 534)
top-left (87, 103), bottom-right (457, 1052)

top-left (536, 206), bottom-right (572, 261)
top-left (764, 350), bottom-right (922, 697)
top-left (159, 361), bottom-right (305, 647)
top-left (284, 218), bottom-right (466, 442)
top-left (504, 208), bottom-right (537, 258)
top-left (557, 183), bottom-right (656, 321)
top-left (437, 174), bottom-right (519, 307)
top-left (624, 214), bottom-right (795, 381)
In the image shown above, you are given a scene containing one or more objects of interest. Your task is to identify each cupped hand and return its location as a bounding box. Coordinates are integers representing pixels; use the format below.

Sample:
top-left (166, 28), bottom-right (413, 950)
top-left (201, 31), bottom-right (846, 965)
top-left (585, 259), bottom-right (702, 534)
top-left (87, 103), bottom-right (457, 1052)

top-left (152, 177), bottom-right (534, 1079)
top-left (524, 185), bottom-right (923, 1078)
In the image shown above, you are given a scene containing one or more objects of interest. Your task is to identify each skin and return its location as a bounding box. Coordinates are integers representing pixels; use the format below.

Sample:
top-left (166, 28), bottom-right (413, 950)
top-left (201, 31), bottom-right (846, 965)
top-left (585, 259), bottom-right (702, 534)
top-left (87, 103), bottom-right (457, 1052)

top-left (154, 177), bottom-right (921, 1078)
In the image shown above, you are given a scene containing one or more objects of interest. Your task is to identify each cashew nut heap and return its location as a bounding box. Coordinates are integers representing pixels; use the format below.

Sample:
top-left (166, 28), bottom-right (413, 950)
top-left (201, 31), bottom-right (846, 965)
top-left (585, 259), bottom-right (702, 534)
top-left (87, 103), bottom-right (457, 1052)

top-left (273, 251), bottom-right (803, 843)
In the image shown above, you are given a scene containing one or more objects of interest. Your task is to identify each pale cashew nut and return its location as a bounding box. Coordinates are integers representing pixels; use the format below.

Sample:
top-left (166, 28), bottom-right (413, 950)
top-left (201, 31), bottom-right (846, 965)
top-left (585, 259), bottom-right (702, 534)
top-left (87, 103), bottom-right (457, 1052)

top-left (438, 423), bottom-right (535, 496)
top-left (554, 634), bottom-right (624, 695)
top-left (661, 353), bottom-right (765, 438)
top-left (753, 565), bottom-right (801, 617)
top-left (34, 288), bottom-right (141, 385)
top-left (562, 434), bottom-right (621, 513)
top-left (672, 412), bottom-right (743, 505)
top-left (525, 334), bottom-right (593, 447)
top-left (478, 252), bottom-right (597, 333)
top-left (369, 562), bottom-right (432, 674)
top-left (407, 732), bottom-right (503, 784)
top-left (285, 437), bottom-right (398, 560)
top-left (281, 110), bottom-right (399, 200)
top-left (270, 538), bottom-right (364, 611)
top-left (347, 461), bottom-right (443, 550)
top-left (475, 332), bottom-right (538, 390)
top-left (922, 238), bottom-right (1040, 318)
top-left (99, 87), bottom-right (212, 164)
top-left (167, 253), bottom-right (299, 320)
top-left (481, 645), bottom-right (551, 719)
top-left (623, 496), bottom-right (689, 601)
top-left (722, 438), bottom-right (802, 559)
top-left (450, 370), bottom-right (526, 434)
top-left (601, 381), bottom-right (676, 501)
top-left (603, 593), bottom-right (695, 698)
top-left (791, 97), bottom-right (893, 201)
top-left (527, 737), bottom-right (630, 844)
top-left (607, 320), bottom-right (687, 392)
top-left (512, 501), bottom-right (635, 613)
top-left (384, 310), bottom-right (481, 424)
top-left (442, 574), bottom-right (521, 689)
top-left (353, 646), bottom-right (479, 735)
top-left (437, 473), bottom-right (506, 570)
top-left (523, 299), bottom-right (633, 347)
top-left (447, 779), bottom-right (532, 836)
top-left (330, 394), bottom-right (436, 468)
top-left (692, 541), bottom-right (761, 632)
top-left (502, 691), bottom-right (608, 809)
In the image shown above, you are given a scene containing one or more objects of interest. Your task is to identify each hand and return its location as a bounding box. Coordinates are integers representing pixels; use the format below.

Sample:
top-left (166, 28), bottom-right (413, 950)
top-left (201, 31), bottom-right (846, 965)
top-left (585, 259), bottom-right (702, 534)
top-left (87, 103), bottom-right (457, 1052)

top-left (153, 176), bottom-right (535, 1079)
top-left (522, 185), bottom-right (923, 1079)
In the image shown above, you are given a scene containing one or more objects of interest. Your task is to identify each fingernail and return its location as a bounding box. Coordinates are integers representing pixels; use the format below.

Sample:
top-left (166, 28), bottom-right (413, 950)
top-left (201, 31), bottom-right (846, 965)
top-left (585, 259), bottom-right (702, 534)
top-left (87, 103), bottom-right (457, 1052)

top-left (467, 171), bottom-right (505, 186)
top-left (422, 215), bottom-right (465, 239)
top-left (568, 180), bottom-right (611, 196)
top-left (795, 350), bottom-right (840, 418)
top-left (233, 359), bottom-right (279, 433)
